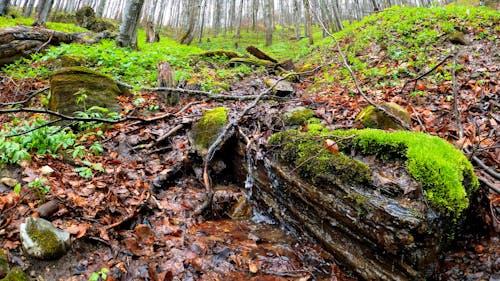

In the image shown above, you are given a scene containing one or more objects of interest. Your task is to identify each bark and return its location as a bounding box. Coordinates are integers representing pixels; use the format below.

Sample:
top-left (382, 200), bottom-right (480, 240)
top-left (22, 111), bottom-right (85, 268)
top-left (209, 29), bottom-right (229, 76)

top-left (213, 0), bottom-right (221, 37)
top-left (33, 0), bottom-right (54, 26)
top-left (179, 0), bottom-right (200, 45)
top-left (145, 0), bottom-right (159, 43)
top-left (264, 0), bottom-right (273, 46)
top-left (370, 0), bottom-right (380, 11)
top-left (246, 46), bottom-right (278, 63)
top-left (0, 0), bottom-right (10, 16)
top-left (331, 0), bottom-right (343, 32)
top-left (0, 25), bottom-right (115, 66)
top-left (251, 0), bottom-right (258, 31)
top-left (117, 0), bottom-right (145, 49)
top-left (303, 0), bottom-right (314, 45)
top-left (293, 0), bottom-right (301, 40)
top-left (96, 0), bottom-right (106, 17)
top-left (235, 0), bottom-right (243, 38)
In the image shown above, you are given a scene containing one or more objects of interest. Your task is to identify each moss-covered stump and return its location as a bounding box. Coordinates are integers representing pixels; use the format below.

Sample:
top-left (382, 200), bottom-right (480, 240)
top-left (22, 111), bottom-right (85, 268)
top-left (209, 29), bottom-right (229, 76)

top-left (234, 126), bottom-right (478, 280)
top-left (19, 217), bottom-right (71, 260)
top-left (49, 66), bottom-right (124, 117)
top-left (355, 102), bottom-right (411, 130)
top-left (188, 107), bottom-right (228, 156)
top-left (263, 78), bottom-right (294, 96)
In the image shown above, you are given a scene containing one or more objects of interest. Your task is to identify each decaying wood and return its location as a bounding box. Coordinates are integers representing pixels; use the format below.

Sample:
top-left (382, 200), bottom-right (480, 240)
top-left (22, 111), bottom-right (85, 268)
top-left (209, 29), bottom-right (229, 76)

top-left (0, 25), bottom-right (115, 65)
top-left (199, 50), bottom-right (241, 59)
top-left (157, 61), bottom-right (179, 105)
top-left (246, 45), bottom-right (278, 63)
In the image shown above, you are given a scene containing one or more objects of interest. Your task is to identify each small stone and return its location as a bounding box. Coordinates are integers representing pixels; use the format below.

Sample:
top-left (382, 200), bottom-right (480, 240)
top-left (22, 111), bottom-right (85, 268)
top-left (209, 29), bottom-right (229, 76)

top-left (39, 166), bottom-right (54, 176)
top-left (0, 178), bottom-right (17, 187)
top-left (20, 217), bottom-right (71, 260)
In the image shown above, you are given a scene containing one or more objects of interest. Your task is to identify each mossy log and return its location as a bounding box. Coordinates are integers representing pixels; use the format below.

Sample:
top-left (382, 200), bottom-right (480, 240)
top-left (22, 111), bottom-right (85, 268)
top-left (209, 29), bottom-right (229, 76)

top-left (231, 127), bottom-right (478, 280)
top-left (246, 45), bottom-right (278, 63)
top-left (0, 25), bottom-right (115, 66)
top-left (229, 57), bottom-right (277, 68)
top-left (199, 50), bottom-right (241, 59)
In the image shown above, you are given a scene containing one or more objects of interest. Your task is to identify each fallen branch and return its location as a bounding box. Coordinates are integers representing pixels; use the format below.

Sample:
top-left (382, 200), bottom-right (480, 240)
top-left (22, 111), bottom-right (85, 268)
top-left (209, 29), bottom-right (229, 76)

top-left (399, 54), bottom-right (453, 95)
top-left (313, 13), bottom-right (411, 130)
top-left (194, 74), bottom-right (295, 215)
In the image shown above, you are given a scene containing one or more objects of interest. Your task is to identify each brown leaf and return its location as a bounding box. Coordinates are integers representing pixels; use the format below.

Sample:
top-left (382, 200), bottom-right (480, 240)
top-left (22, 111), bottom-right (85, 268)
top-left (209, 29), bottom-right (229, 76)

top-left (324, 139), bottom-right (339, 154)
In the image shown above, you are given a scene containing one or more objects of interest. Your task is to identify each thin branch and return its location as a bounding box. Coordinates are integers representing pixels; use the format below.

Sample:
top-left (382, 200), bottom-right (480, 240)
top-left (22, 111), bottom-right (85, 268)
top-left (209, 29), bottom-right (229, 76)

top-left (6, 118), bottom-right (64, 137)
top-left (0, 87), bottom-right (50, 106)
top-left (312, 11), bottom-right (411, 130)
top-left (452, 49), bottom-right (464, 139)
top-left (399, 54), bottom-right (453, 95)
top-left (0, 107), bottom-right (145, 124)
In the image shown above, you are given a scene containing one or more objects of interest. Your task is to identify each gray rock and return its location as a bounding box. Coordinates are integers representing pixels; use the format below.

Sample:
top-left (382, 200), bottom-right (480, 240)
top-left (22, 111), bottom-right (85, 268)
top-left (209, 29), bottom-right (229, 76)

top-left (19, 217), bottom-right (71, 260)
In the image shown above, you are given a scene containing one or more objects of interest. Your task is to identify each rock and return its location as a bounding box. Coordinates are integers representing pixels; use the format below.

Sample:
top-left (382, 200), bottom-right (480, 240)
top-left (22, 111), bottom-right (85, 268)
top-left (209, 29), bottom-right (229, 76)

top-left (447, 31), bottom-right (469, 45)
top-left (234, 126), bottom-right (478, 280)
top-left (75, 6), bottom-right (114, 32)
top-left (0, 267), bottom-right (30, 281)
top-left (355, 102), bottom-right (411, 130)
top-left (283, 107), bottom-right (315, 126)
top-left (0, 164), bottom-right (21, 192)
top-left (263, 78), bottom-right (294, 96)
top-left (49, 66), bottom-right (125, 117)
top-left (20, 217), bottom-right (71, 260)
top-left (188, 107), bottom-right (228, 157)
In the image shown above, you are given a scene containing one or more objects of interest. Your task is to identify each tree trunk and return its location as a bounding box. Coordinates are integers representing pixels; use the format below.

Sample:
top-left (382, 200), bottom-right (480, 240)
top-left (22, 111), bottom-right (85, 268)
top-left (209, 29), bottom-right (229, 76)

top-left (179, 0), bottom-right (200, 45)
top-left (293, 0), bottom-right (301, 40)
top-left (331, 0), bottom-right (343, 32)
top-left (303, 0), bottom-right (313, 45)
top-left (117, 0), bottom-right (145, 49)
top-left (145, 0), bottom-right (159, 42)
top-left (0, 0), bottom-right (9, 16)
top-left (213, 0), bottom-right (221, 37)
top-left (264, 0), bottom-right (273, 46)
top-left (96, 0), bottom-right (106, 17)
top-left (33, 0), bottom-right (54, 27)
top-left (251, 0), bottom-right (258, 32)
top-left (235, 0), bottom-right (243, 38)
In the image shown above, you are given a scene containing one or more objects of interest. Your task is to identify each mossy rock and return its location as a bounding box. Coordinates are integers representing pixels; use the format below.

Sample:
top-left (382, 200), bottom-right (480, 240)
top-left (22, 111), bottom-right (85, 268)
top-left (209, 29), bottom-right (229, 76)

top-left (19, 217), bottom-right (71, 260)
top-left (0, 267), bottom-right (30, 281)
top-left (283, 107), bottom-right (315, 126)
top-left (57, 54), bottom-right (87, 67)
top-left (188, 107), bottom-right (228, 156)
top-left (447, 31), bottom-right (468, 45)
top-left (355, 102), bottom-right (411, 130)
top-left (49, 66), bottom-right (124, 117)
top-left (263, 78), bottom-right (294, 96)
top-left (269, 126), bottom-right (479, 218)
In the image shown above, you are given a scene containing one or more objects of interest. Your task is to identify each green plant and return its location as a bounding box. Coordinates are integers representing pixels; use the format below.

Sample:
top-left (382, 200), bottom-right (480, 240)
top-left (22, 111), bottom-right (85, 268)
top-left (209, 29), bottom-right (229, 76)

top-left (28, 178), bottom-right (51, 199)
top-left (74, 160), bottom-right (105, 179)
top-left (88, 268), bottom-right (109, 281)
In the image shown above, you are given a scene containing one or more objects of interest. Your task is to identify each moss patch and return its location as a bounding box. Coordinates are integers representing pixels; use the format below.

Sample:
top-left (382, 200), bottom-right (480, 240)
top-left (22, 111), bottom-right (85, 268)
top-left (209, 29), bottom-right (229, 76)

top-left (26, 221), bottom-right (65, 260)
top-left (355, 102), bottom-right (411, 130)
top-left (0, 267), bottom-right (30, 281)
top-left (268, 129), bottom-right (372, 188)
top-left (189, 107), bottom-right (228, 156)
top-left (269, 126), bottom-right (479, 218)
top-left (283, 107), bottom-right (315, 126)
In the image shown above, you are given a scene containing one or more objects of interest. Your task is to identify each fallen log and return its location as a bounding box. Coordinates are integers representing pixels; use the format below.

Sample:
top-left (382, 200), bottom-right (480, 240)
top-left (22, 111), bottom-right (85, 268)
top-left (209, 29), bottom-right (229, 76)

top-left (231, 127), bottom-right (478, 280)
top-left (246, 45), bottom-right (278, 63)
top-left (0, 25), bottom-right (115, 66)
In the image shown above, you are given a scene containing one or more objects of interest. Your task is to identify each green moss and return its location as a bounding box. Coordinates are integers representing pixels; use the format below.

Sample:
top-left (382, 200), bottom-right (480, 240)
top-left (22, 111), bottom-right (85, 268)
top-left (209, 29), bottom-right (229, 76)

top-left (0, 267), bottom-right (30, 281)
top-left (268, 129), bottom-right (371, 188)
top-left (284, 108), bottom-right (315, 126)
top-left (26, 221), bottom-right (65, 260)
top-left (270, 126), bottom-right (479, 218)
top-left (0, 250), bottom-right (8, 276)
top-left (355, 102), bottom-right (411, 130)
top-left (189, 107), bottom-right (228, 155)
top-left (333, 129), bottom-right (479, 217)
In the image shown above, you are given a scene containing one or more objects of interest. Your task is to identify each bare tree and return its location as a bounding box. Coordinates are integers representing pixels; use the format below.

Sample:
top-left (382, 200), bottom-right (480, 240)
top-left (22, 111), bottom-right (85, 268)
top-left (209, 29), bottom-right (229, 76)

top-left (96, 0), bottom-right (106, 17)
top-left (117, 0), bottom-right (145, 49)
top-left (33, 0), bottom-right (54, 26)
top-left (263, 0), bottom-right (272, 46)
top-left (303, 0), bottom-right (314, 44)
top-left (213, 0), bottom-right (222, 37)
top-left (0, 0), bottom-right (9, 16)
top-left (179, 0), bottom-right (201, 45)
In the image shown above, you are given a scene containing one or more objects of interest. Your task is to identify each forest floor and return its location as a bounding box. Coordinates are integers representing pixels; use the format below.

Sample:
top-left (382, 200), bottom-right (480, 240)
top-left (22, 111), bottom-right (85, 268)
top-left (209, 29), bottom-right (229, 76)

top-left (1, 4), bottom-right (499, 281)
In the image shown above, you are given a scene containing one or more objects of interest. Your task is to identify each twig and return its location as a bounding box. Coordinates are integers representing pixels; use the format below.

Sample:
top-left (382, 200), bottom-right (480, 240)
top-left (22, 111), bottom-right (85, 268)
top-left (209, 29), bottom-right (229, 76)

top-left (0, 107), bottom-right (145, 125)
top-left (0, 87), bottom-right (50, 106)
top-left (35, 30), bottom-right (54, 53)
top-left (479, 175), bottom-right (500, 194)
top-left (313, 12), bottom-right (411, 130)
top-left (144, 124), bottom-right (184, 149)
top-left (194, 74), bottom-right (295, 216)
top-left (6, 118), bottom-right (64, 137)
top-left (399, 54), bottom-right (453, 95)
top-left (451, 49), bottom-right (464, 139)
